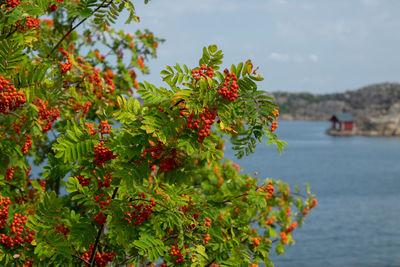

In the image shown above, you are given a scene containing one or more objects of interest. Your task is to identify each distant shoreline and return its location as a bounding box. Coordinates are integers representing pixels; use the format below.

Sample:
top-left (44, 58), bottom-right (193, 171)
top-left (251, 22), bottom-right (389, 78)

top-left (271, 82), bottom-right (400, 136)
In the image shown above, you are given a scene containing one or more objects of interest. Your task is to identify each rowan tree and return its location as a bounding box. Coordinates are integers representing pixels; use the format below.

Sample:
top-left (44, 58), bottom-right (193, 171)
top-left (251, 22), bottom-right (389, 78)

top-left (0, 0), bottom-right (316, 266)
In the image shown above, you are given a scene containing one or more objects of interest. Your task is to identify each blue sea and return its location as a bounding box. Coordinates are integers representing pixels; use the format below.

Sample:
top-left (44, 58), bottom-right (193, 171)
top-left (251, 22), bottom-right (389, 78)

top-left (225, 121), bottom-right (400, 267)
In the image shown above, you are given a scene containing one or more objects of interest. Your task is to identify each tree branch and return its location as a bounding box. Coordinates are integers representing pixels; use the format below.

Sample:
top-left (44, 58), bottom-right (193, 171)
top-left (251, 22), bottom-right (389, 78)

top-left (88, 186), bottom-right (119, 266)
top-left (47, 0), bottom-right (112, 59)
top-left (205, 258), bottom-right (216, 267)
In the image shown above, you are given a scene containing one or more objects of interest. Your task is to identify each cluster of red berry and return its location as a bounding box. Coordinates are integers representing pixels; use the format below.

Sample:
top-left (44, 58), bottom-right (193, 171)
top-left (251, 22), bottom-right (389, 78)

top-left (98, 120), bottom-right (111, 134)
top-left (42, 19), bottom-right (54, 27)
top-left (187, 106), bottom-right (217, 142)
top-left (205, 233), bottom-right (210, 244)
top-left (5, 167), bottom-right (14, 181)
top-left (49, 0), bottom-right (63, 10)
top-left (93, 141), bottom-right (118, 165)
top-left (181, 195), bottom-right (200, 222)
top-left (191, 64), bottom-right (214, 81)
top-left (58, 61), bottom-right (73, 74)
top-left (54, 223), bottom-right (70, 238)
top-left (97, 172), bottom-right (112, 190)
top-left (272, 108), bottom-right (279, 118)
top-left (264, 216), bottom-right (276, 226)
top-left (286, 207), bottom-right (290, 218)
top-left (169, 245), bottom-right (184, 263)
top-left (217, 69), bottom-right (239, 102)
top-left (34, 97), bottom-right (60, 132)
top-left (22, 134), bottom-right (32, 154)
top-left (94, 50), bottom-right (105, 61)
top-left (17, 17), bottom-right (40, 31)
top-left (89, 67), bottom-right (104, 98)
top-left (141, 141), bottom-right (180, 173)
top-left (158, 148), bottom-right (179, 173)
top-left (93, 212), bottom-right (107, 226)
top-left (0, 196), bottom-right (11, 229)
top-left (6, 0), bottom-right (21, 8)
top-left (141, 141), bottom-right (162, 164)
top-left (58, 47), bottom-right (73, 74)
top-left (94, 252), bottom-right (116, 267)
top-left (205, 217), bottom-right (211, 227)
top-left (280, 232), bottom-right (287, 244)
top-left (76, 175), bottom-right (91, 186)
top-left (310, 198), bottom-right (317, 208)
top-left (104, 69), bottom-right (116, 93)
top-left (124, 193), bottom-right (156, 226)
top-left (302, 198), bottom-right (317, 215)
top-left (82, 246), bottom-right (115, 267)
top-left (0, 76), bottom-right (26, 114)
top-left (264, 181), bottom-right (274, 200)
top-left (94, 194), bottom-right (111, 209)
top-left (285, 221), bottom-right (297, 234)
top-left (72, 101), bottom-right (91, 117)
top-left (137, 56), bottom-right (144, 69)
top-left (84, 122), bottom-right (97, 135)
top-left (0, 213), bottom-right (34, 248)
top-left (22, 257), bottom-right (34, 267)
top-left (269, 108), bottom-right (279, 132)
top-left (253, 237), bottom-right (261, 248)
top-left (49, 3), bottom-right (57, 11)
top-left (270, 122), bottom-right (278, 132)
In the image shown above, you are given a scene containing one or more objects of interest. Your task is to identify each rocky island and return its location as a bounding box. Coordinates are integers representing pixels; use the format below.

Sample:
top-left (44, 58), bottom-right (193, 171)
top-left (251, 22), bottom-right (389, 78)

top-left (271, 82), bottom-right (400, 136)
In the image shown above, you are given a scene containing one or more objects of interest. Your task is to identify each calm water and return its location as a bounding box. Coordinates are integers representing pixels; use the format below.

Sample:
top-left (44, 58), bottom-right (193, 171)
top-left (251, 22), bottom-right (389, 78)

top-left (225, 121), bottom-right (400, 267)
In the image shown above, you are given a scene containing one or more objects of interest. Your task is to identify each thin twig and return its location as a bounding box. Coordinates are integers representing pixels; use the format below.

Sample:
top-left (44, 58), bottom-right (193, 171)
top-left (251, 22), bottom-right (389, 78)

top-left (6, 26), bottom-right (18, 38)
top-left (117, 255), bottom-right (136, 266)
top-left (205, 258), bottom-right (216, 267)
top-left (128, 198), bottom-right (173, 212)
top-left (8, 111), bottom-right (22, 119)
top-left (72, 254), bottom-right (90, 265)
top-left (169, 99), bottom-right (184, 110)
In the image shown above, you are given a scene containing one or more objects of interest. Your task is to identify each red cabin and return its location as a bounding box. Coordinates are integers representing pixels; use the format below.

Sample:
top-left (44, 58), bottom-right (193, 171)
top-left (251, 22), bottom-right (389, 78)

top-left (330, 113), bottom-right (355, 131)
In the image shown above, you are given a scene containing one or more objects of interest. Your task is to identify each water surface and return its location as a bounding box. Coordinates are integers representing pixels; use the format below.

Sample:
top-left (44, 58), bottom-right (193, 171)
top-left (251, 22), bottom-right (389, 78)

top-left (225, 121), bottom-right (400, 266)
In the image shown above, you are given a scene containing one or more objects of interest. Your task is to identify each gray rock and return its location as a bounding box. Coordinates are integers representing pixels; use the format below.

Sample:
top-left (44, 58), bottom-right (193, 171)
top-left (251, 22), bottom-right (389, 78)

top-left (270, 82), bottom-right (400, 136)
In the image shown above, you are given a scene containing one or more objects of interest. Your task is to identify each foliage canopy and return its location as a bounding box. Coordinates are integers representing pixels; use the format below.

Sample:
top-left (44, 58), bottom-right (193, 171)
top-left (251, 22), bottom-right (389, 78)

top-left (0, 0), bottom-right (316, 266)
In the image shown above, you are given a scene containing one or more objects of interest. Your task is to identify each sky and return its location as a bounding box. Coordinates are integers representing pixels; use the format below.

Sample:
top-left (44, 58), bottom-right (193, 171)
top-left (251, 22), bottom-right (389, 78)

top-left (116, 0), bottom-right (400, 94)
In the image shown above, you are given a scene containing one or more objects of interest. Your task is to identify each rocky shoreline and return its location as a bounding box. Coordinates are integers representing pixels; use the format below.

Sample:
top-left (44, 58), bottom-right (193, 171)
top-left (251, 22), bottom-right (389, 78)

top-left (271, 82), bottom-right (400, 136)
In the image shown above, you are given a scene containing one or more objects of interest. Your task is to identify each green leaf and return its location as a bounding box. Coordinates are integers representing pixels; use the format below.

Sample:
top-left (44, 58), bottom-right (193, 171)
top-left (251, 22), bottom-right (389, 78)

top-left (208, 44), bottom-right (218, 53)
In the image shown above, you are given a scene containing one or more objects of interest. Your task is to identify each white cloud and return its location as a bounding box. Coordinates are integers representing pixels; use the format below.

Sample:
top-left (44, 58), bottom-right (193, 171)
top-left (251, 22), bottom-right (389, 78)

top-left (309, 54), bottom-right (319, 62)
top-left (269, 52), bottom-right (289, 62)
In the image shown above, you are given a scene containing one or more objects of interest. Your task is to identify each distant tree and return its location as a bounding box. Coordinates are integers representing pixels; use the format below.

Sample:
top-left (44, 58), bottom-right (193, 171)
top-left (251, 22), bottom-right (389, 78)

top-left (0, 0), bottom-right (316, 266)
